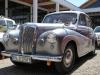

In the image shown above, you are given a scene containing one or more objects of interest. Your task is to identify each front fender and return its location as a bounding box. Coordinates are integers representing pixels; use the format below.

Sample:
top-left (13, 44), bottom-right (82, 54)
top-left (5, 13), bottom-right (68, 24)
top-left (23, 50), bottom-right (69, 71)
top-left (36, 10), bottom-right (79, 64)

top-left (61, 35), bottom-right (80, 57)
top-left (61, 29), bottom-right (89, 57)
top-left (36, 28), bottom-right (67, 55)
top-left (36, 28), bottom-right (88, 57)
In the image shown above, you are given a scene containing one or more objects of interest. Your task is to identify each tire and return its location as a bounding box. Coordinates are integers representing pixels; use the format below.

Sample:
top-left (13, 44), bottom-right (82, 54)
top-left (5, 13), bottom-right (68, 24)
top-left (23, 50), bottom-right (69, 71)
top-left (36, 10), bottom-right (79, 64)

top-left (89, 49), bottom-right (95, 56)
top-left (0, 44), bottom-right (5, 52)
top-left (0, 44), bottom-right (5, 59)
top-left (55, 44), bottom-right (76, 74)
top-left (0, 53), bottom-right (2, 59)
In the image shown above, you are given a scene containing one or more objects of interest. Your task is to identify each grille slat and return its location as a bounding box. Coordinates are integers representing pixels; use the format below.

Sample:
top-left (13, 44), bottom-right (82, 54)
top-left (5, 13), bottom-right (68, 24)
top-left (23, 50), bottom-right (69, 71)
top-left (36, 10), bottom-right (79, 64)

top-left (19, 26), bottom-right (36, 54)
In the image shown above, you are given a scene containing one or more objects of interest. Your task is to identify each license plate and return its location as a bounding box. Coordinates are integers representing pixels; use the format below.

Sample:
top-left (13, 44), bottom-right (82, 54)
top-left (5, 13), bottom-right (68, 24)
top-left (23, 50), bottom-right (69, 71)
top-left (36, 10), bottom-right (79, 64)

top-left (12, 55), bottom-right (32, 63)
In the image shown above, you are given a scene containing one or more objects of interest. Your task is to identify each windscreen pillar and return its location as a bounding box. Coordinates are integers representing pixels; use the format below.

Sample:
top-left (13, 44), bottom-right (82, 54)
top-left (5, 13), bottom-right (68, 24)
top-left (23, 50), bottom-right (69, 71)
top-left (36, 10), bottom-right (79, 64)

top-left (33, 0), bottom-right (38, 23)
top-left (56, 3), bottom-right (59, 12)
top-left (5, 0), bottom-right (8, 17)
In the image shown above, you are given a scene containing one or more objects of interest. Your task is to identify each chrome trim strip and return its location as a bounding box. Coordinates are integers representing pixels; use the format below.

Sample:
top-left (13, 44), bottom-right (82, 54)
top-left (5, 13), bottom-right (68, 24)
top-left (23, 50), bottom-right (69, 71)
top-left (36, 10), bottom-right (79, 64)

top-left (2, 51), bottom-right (62, 62)
top-left (31, 55), bottom-right (62, 62)
top-left (9, 53), bottom-right (62, 62)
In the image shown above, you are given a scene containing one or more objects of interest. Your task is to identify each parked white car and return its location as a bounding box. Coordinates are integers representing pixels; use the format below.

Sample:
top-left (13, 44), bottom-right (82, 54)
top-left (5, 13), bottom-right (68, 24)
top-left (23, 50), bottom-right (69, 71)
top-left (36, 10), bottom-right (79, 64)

top-left (94, 26), bottom-right (100, 47)
top-left (0, 16), bottom-right (16, 53)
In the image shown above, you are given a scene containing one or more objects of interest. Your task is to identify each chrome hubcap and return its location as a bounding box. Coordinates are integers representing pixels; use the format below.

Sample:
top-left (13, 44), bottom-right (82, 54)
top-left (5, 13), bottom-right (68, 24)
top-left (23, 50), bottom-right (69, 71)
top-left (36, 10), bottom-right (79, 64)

top-left (64, 49), bottom-right (73, 67)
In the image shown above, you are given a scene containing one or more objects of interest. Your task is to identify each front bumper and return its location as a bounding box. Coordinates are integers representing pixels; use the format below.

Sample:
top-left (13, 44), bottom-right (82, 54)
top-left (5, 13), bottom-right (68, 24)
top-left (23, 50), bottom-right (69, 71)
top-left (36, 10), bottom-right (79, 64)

top-left (1, 51), bottom-right (12, 57)
top-left (1, 51), bottom-right (62, 63)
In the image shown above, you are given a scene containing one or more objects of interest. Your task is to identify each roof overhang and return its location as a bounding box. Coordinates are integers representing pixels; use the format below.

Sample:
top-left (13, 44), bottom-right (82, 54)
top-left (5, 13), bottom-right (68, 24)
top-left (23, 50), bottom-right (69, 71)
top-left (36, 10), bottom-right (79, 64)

top-left (83, 7), bottom-right (100, 13)
top-left (17, 0), bottom-right (69, 12)
top-left (10, 0), bottom-right (82, 12)
top-left (80, 0), bottom-right (97, 8)
top-left (51, 0), bottom-right (82, 11)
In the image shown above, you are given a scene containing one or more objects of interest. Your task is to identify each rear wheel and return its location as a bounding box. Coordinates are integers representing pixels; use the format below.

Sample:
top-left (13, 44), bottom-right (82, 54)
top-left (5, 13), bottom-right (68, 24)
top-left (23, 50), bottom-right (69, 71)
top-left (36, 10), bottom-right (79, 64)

top-left (89, 49), bottom-right (95, 56)
top-left (55, 44), bottom-right (76, 74)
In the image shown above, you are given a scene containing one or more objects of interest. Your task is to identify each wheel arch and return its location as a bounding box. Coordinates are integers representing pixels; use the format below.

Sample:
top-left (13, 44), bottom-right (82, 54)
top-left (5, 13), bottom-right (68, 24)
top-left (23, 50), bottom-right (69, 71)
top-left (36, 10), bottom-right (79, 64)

top-left (64, 40), bottom-right (78, 58)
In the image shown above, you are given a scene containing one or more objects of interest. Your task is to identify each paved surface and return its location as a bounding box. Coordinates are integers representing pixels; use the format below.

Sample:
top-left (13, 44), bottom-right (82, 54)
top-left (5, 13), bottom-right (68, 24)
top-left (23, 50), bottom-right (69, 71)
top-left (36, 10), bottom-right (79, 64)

top-left (0, 50), bottom-right (100, 75)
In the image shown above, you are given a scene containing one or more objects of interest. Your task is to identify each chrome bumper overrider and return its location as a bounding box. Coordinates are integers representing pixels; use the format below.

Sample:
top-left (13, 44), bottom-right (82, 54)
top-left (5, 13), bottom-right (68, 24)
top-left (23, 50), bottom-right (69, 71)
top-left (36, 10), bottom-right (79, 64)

top-left (1, 51), bottom-right (62, 62)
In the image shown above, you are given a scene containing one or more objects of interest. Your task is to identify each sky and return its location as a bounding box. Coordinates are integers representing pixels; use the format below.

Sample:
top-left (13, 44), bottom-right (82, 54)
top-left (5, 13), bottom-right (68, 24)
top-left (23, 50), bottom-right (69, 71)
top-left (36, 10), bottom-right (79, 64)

top-left (66, 0), bottom-right (88, 7)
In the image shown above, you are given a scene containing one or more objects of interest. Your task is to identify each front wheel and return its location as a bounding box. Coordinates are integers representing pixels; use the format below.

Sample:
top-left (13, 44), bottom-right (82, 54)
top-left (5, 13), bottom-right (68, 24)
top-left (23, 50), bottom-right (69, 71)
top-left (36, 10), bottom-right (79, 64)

top-left (89, 49), bottom-right (96, 56)
top-left (55, 44), bottom-right (76, 74)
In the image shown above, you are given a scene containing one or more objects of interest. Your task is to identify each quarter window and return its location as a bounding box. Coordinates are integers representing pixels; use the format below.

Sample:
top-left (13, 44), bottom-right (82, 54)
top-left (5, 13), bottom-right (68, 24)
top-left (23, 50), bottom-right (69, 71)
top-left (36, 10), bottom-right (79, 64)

top-left (78, 14), bottom-right (87, 26)
top-left (86, 16), bottom-right (92, 27)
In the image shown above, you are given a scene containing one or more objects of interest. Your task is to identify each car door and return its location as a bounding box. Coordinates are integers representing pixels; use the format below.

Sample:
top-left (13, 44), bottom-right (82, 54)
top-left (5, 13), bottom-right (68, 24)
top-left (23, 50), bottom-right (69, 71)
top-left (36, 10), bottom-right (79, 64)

top-left (76, 14), bottom-right (90, 54)
top-left (86, 16), bottom-right (95, 51)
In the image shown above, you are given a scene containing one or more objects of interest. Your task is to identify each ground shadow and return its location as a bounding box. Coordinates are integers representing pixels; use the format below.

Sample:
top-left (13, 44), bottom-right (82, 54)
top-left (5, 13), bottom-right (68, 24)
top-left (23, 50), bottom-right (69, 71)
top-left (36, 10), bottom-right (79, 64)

top-left (0, 53), bottom-right (97, 75)
top-left (69, 53), bottom-right (97, 75)
top-left (0, 62), bottom-right (60, 75)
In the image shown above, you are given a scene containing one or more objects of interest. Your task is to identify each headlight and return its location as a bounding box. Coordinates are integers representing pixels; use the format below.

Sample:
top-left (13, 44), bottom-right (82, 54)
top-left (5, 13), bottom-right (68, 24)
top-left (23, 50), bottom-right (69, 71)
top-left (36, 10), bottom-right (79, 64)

top-left (47, 33), bottom-right (57, 44)
top-left (3, 33), bottom-right (9, 38)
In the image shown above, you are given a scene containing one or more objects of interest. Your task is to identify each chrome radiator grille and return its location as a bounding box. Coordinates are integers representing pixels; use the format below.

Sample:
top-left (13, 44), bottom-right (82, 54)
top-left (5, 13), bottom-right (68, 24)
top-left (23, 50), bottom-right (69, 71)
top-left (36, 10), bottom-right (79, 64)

top-left (19, 26), bottom-right (36, 54)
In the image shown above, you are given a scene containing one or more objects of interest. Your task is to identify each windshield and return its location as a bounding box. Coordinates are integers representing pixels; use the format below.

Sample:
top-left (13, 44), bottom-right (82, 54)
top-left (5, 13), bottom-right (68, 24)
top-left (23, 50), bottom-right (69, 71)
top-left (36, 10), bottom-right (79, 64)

top-left (0, 20), bottom-right (6, 26)
top-left (94, 27), bottom-right (100, 32)
top-left (7, 20), bottom-right (17, 29)
top-left (0, 19), bottom-right (16, 32)
top-left (42, 13), bottom-right (77, 24)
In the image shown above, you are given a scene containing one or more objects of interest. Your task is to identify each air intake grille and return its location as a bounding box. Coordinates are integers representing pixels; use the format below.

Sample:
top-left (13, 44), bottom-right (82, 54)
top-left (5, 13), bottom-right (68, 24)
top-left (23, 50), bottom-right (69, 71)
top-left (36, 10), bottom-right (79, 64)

top-left (19, 26), bottom-right (36, 54)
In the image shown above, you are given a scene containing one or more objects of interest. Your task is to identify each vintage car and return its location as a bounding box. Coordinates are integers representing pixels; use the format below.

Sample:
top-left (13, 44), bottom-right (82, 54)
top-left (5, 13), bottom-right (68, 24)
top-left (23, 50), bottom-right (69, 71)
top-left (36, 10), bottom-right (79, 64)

top-left (94, 26), bottom-right (100, 48)
top-left (0, 17), bottom-right (16, 53)
top-left (2, 11), bottom-right (95, 73)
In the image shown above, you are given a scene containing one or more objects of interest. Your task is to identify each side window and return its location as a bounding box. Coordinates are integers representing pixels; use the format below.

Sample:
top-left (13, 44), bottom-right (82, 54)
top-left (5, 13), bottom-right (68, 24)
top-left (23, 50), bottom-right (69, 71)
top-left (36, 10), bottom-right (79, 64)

top-left (86, 16), bottom-right (92, 27)
top-left (7, 20), bottom-right (13, 27)
top-left (78, 14), bottom-right (87, 26)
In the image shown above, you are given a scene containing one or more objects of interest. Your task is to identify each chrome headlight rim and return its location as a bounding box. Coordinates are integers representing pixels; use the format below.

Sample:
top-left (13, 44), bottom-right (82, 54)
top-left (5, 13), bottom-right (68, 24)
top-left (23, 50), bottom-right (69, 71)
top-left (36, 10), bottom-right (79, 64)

top-left (46, 32), bottom-right (57, 44)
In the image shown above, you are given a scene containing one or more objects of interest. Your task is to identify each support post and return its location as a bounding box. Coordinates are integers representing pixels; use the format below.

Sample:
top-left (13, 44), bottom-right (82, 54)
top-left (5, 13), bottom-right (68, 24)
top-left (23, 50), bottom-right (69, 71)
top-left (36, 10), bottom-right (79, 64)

top-left (33, 0), bottom-right (38, 23)
top-left (30, 6), bottom-right (33, 22)
top-left (56, 2), bottom-right (59, 12)
top-left (5, 0), bottom-right (8, 17)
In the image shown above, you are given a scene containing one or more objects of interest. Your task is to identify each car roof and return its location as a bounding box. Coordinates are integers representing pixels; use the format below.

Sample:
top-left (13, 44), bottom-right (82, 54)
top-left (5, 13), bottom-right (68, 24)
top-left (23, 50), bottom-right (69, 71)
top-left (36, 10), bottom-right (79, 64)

top-left (46, 11), bottom-right (86, 16)
top-left (0, 17), bottom-right (16, 24)
top-left (94, 26), bottom-right (100, 29)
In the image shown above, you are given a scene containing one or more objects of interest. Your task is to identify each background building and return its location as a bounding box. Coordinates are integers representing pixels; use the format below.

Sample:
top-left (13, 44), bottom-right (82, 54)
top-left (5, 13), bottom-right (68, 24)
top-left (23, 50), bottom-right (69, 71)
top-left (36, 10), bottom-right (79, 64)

top-left (81, 0), bottom-right (100, 28)
top-left (0, 0), bottom-right (81, 24)
top-left (0, 0), bottom-right (100, 28)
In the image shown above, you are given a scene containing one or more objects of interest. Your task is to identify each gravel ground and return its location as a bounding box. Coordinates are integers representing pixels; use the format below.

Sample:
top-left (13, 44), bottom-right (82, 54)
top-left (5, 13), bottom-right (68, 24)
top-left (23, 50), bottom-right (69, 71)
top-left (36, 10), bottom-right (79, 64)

top-left (0, 50), bottom-right (100, 75)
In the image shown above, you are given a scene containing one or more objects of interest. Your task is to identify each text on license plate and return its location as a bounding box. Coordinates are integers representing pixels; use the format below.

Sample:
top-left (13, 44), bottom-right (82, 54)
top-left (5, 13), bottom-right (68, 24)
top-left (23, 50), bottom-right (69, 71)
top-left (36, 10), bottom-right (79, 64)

top-left (12, 55), bottom-right (32, 63)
